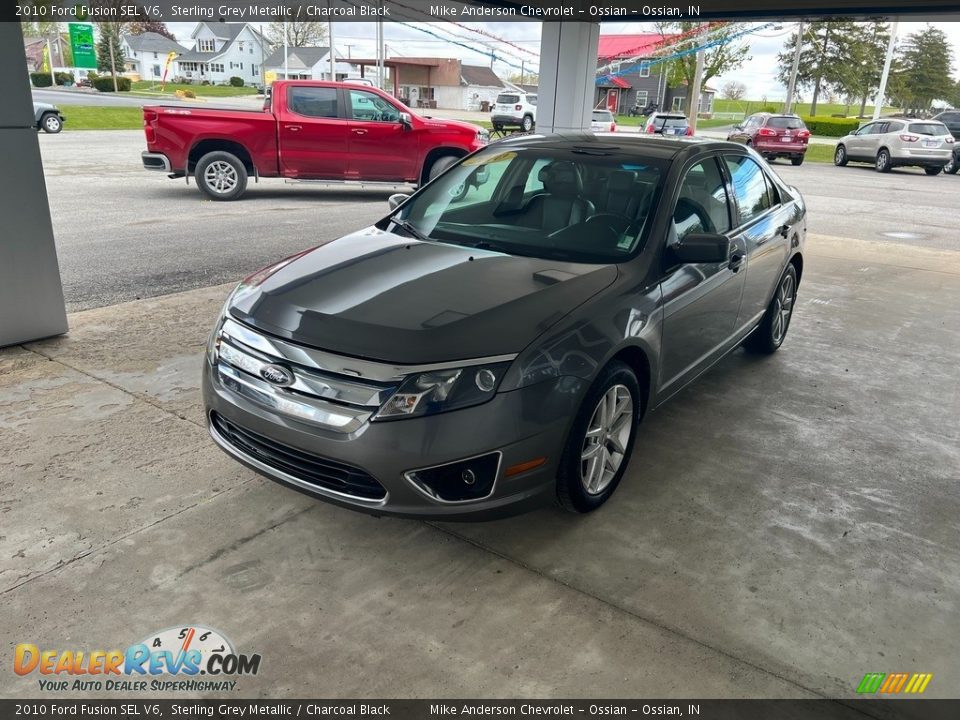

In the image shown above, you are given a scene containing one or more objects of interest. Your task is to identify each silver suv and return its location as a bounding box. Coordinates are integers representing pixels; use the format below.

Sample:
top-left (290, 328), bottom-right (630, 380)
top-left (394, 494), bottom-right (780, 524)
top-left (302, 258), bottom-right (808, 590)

top-left (834, 118), bottom-right (955, 174)
top-left (491, 92), bottom-right (537, 133)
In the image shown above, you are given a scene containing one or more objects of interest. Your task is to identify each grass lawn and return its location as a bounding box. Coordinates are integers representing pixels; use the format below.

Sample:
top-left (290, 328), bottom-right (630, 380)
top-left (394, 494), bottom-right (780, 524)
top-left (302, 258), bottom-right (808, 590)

top-left (130, 81), bottom-right (258, 97)
top-left (63, 106), bottom-right (144, 130)
top-left (712, 98), bottom-right (898, 119)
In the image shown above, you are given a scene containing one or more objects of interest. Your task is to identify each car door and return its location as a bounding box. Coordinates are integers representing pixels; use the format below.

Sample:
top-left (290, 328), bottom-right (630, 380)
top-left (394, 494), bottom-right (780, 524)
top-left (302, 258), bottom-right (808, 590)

top-left (658, 157), bottom-right (747, 395)
top-left (845, 122), bottom-right (873, 159)
top-left (346, 88), bottom-right (418, 181)
top-left (277, 84), bottom-right (349, 179)
top-left (728, 115), bottom-right (752, 143)
top-left (721, 154), bottom-right (792, 332)
top-left (859, 121), bottom-right (887, 159)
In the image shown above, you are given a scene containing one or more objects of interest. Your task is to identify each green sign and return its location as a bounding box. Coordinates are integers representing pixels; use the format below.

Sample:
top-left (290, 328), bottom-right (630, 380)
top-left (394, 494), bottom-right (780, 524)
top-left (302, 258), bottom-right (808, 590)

top-left (68, 23), bottom-right (96, 69)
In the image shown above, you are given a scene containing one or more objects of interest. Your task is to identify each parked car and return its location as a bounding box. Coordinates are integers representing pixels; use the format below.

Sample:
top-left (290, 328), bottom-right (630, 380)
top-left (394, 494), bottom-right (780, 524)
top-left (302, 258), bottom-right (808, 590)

top-left (203, 134), bottom-right (806, 519)
top-left (834, 118), bottom-right (954, 174)
top-left (590, 109), bottom-right (617, 132)
top-left (727, 113), bottom-right (810, 165)
top-left (33, 102), bottom-right (64, 134)
top-left (945, 145), bottom-right (960, 175)
top-left (141, 80), bottom-right (489, 200)
top-left (931, 109), bottom-right (960, 137)
top-left (490, 91), bottom-right (537, 133)
top-left (644, 112), bottom-right (693, 136)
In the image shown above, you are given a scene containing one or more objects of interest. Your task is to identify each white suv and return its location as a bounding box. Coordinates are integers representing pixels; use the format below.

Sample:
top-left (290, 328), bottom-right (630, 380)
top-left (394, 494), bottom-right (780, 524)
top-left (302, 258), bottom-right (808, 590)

top-left (491, 92), bottom-right (537, 133)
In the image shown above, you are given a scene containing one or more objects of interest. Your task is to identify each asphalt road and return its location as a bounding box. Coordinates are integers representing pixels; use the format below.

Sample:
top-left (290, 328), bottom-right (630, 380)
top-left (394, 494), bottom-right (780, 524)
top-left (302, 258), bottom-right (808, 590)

top-left (32, 87), bottom-right (260, 109)
top-left (38, 129), bottom-right (960, 312)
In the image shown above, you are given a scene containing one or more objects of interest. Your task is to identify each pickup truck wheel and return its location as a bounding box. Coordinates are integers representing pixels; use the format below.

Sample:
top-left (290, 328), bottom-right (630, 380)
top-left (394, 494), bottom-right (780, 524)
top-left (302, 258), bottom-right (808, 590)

top-left (195, 151), bottom-right (247, 201)
top-left (40, 113), bottom-right (62, 134)
top-left (427, 155), bottom-right (459, 182)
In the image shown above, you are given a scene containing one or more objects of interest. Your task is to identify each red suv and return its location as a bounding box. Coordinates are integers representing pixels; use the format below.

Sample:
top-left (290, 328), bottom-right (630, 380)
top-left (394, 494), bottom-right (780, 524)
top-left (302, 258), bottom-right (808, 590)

top-left (727, 113), bottom-right (810, 165)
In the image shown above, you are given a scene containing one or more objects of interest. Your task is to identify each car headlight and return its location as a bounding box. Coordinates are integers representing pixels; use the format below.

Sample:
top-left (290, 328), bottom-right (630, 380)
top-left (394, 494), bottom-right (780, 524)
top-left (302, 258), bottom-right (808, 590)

top-left (373, 362), bottom-right (511, 420)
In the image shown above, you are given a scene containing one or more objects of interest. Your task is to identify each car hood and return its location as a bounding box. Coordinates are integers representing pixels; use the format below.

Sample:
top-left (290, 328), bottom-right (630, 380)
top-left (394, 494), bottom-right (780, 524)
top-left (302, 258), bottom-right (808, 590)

top-left (420, 116), bottom-right (484, 135)
top-left (228, 227), bottom-right (617, 364)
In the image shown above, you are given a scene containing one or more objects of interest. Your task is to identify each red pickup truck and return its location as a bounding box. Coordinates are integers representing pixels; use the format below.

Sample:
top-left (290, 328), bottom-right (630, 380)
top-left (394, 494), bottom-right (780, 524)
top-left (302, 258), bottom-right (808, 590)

top-left (141, 80), bottom-right (489, 201)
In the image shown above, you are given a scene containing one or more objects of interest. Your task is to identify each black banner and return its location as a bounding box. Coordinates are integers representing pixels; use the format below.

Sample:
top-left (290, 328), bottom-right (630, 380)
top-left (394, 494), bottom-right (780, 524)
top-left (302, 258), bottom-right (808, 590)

top-left (6, 0), bottom-right (960, 23)
top-left (2, 700), bottom-right (960, 720)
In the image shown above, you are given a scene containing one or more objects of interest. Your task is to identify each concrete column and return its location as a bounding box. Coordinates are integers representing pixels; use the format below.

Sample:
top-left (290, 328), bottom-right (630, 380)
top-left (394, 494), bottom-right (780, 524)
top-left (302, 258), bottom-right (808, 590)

top-left (536, 22), bottom-right (601, 134)
top-left (0, 23), bottom-right (68, 347)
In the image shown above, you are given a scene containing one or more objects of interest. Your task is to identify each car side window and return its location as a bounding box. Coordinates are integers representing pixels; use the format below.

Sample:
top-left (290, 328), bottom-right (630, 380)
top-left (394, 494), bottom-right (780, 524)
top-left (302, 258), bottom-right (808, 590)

top-left (287, 86), bottom-right (338, 118)
top-left (672, 159), bottom-right (731, 242)
top-left (856, 123), bottom-right (874, 136)
top-left (874, 122), bottom-right (889, 134)
top-left (723, 155), bottom-right (772, 226)
top-left (349, 89), bottom-right (401, 123)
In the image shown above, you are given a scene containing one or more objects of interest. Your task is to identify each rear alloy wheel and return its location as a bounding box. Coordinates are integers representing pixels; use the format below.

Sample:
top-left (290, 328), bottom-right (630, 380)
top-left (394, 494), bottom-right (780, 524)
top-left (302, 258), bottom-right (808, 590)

top-left (557, 361), bottom-right (640, 514)
top-left (924, 165), bottom-right (943, 176)
top-left (745, 264), bottom-right (798, 355)
top-left (875, 148), bottom-right (892, 173)
top-left (41, 113), bottom-right (62, 133)
top-left (195, 151), bottom-right (248, 201)
top-left (945, 156), bottom-right (959, 174)
top-left (834, 145), bottom-right (848, 166)
top-left (521, 115), bottom-right (534, 132)
top-left (791, 154), bottom-right (805, 166)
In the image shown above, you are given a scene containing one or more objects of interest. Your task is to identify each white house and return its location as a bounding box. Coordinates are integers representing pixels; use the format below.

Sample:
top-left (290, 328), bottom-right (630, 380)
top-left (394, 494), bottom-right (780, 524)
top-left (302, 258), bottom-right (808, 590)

top-left (120, 32), bottom-right (185, 81)
top-left (262, 46), bottom-right (354, 81)
top-left (174, 22), bottom-right (270, 86)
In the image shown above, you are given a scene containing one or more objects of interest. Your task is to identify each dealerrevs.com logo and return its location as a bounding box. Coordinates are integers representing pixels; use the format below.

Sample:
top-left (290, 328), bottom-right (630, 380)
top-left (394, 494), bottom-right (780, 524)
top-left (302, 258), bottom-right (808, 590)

top-left (14, 625), bottom-right (261, 692)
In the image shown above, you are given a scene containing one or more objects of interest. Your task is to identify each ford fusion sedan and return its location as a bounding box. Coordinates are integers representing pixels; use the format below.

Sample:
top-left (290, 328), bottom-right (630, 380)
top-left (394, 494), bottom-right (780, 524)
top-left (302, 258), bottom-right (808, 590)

top-left (203, 134), bottom-right (806, 520)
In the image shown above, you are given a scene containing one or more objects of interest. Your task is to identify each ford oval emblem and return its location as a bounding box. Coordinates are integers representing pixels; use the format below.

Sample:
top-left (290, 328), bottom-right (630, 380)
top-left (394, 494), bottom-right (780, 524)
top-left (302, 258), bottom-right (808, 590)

top-left (260, 364), bottom-right (295, 387)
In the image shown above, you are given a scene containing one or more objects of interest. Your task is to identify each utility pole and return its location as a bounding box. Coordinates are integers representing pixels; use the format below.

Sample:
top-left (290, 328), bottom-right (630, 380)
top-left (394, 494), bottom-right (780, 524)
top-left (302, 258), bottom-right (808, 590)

top-left (872, 20), bottom-right (898, 121)
top-left (109, 38), bottom-right (118, 92)
top-left (283, 21), bottom-right (288, 80)
top-left (46, 38), bottom-right (56, 86)
top-left (688, 49), bottom-right (705, 132)
top-left (328, 16), bottom-right (335, 81)
top-left (258, 24), bottom-right (266, 90)
top-left (785, 20), bottom-right (804, 114)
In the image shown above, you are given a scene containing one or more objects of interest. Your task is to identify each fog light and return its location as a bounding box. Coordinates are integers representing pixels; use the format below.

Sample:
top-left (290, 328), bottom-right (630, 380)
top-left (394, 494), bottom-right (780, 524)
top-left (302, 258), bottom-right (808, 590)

top-left (406, 453), bottom-right (500, 503)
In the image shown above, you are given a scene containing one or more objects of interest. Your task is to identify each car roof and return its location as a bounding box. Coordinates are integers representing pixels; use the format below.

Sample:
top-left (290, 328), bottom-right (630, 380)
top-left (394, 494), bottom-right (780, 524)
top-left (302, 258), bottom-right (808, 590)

top-left (492, 131), bottom-right (744, 162)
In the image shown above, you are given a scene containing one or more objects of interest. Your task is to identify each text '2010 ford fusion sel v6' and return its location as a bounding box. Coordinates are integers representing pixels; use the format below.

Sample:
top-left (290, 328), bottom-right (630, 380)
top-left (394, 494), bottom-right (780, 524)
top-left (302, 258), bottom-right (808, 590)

top-left (202, 133), bottom-right (806, 520)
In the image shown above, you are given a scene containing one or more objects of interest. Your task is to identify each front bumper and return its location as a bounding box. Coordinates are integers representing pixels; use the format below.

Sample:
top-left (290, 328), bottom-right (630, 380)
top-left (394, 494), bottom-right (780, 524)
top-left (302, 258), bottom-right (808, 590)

top-left (203, 356), bottom-right (585, 520)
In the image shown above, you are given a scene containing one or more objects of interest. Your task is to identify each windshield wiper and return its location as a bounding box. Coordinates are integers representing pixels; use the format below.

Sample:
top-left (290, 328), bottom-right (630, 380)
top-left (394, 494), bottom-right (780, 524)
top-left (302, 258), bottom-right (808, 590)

top-left (390, 217), bottom-right (428, 241)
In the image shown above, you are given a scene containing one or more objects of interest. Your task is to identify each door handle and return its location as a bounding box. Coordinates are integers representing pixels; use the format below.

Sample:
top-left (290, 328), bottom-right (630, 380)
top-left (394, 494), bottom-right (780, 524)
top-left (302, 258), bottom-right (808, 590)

top-left (285, 125), bottom-right (301, 132)
top-left (778, 224), bottom-right (790, 238)
top-left (729, 252), bottom-right (745, 272)
top-left (352, 128), bottom-right (368, 135)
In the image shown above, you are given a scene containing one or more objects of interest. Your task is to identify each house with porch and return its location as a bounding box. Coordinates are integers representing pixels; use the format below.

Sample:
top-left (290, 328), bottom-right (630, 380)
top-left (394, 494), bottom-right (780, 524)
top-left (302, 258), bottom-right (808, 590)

top-left (594, 33), bottom-right (715, 117)
top-left (174, 22), bottom-right (270, 86)
top-left (120, 32), bottom-right (185, 82)
top-left (262, 46), bottom-right (354, 81)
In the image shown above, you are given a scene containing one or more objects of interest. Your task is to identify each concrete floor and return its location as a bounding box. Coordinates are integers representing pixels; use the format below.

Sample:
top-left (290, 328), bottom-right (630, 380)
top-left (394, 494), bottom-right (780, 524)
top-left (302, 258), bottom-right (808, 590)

top-left (2, 234), bottom-right (958, 711)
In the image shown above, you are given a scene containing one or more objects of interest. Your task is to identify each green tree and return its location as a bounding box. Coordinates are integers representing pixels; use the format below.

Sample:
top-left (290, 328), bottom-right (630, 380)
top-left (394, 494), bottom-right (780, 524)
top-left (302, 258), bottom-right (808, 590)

top-left (839, 22), bottom-right (890, 118)
top-left (891, 25), bottom-right (954, 112)
top-left (656, 22), bottom-right (751, 115)
top-left (776, 20), bottom-right (860, 116)
top-left (127, 21), bottom-right (176, 41)
top-left (97, 24), bottom-right (126, 75)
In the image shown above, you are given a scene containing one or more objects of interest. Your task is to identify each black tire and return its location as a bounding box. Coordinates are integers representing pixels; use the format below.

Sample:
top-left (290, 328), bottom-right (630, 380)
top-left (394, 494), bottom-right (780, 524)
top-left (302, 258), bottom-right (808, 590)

top-left (521, 115), bottom-right (534, 132)
top-left (945, 155), bottom-right (959, 174)
top-left (427, 154), bottom-right (459, 182)
top-left (834, 144), bottom-right (848, 166)
top-left (791, 155), bottom-right (805, 166)
top-left (40, 113), bottom-right (62, 134)
top-left (745, 264), bottom-right (798, 355)
top-left (556, 361), bottom-right (641, 514)
top-left (875, 148), bottom-right (892, 173)
top-left (924, 165), bottom-right (943, 176)
top-left (195, 151), bottom-right (248, 201)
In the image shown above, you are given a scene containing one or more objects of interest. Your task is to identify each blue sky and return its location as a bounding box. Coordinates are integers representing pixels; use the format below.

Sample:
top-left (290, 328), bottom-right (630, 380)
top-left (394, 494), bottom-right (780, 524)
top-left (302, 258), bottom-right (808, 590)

top-left (167, 20), bottom-right (960, 101)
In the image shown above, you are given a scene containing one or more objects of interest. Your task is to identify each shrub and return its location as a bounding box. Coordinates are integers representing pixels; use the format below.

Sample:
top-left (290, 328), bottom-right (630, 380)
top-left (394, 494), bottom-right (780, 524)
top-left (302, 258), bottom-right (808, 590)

top-left (30, 72), bottom-right (52, 87)
top-left (200, 79), bottom-right (210, 86)
top-left (92, 75), bottom-right (132, 92)
top-left (183, 89), bottom-right (196, 98)
top-left (760, 104), bottom-right (778, 113)
top-left (55, 71), bottom-right (75, 86)
top-left (800, 115), bottom-right (861, 137)
top-left (229, 76), bottom-right (244, 87)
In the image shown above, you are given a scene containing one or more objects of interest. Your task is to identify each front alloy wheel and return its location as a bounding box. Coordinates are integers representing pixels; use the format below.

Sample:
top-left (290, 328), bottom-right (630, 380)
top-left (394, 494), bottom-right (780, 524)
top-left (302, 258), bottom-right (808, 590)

top-left (834, 145), bottom-right (848, 166)
top-left (41, 113), bottom-right (62, 133)
top-left (746, 264), bottom-right (798, 354)
top-left (557, 361), bottom-right (640, 513)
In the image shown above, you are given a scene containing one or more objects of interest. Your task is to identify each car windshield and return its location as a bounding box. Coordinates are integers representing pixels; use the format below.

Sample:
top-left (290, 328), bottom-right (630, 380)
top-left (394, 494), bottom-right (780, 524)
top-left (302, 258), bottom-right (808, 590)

top-left (592, 111), bottom-right (613, 122)
top-left (389, 146), bottom-right (666, 264)
top-left (908, 123), bottom-right (948, 136)
top-left (497, 94), bottom-right (519, 104)
top-left (767, 117), bottom-right (805, 129)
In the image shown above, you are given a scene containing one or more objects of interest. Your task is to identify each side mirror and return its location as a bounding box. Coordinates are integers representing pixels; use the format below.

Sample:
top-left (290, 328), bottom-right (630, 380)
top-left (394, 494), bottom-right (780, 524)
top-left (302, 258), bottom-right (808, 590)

top-left (387, 193), bottom-right (410, 211)
top-left (672, 233), bottom-right (730, 264)
top-left (399, 112), bottom-right (413, 127)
